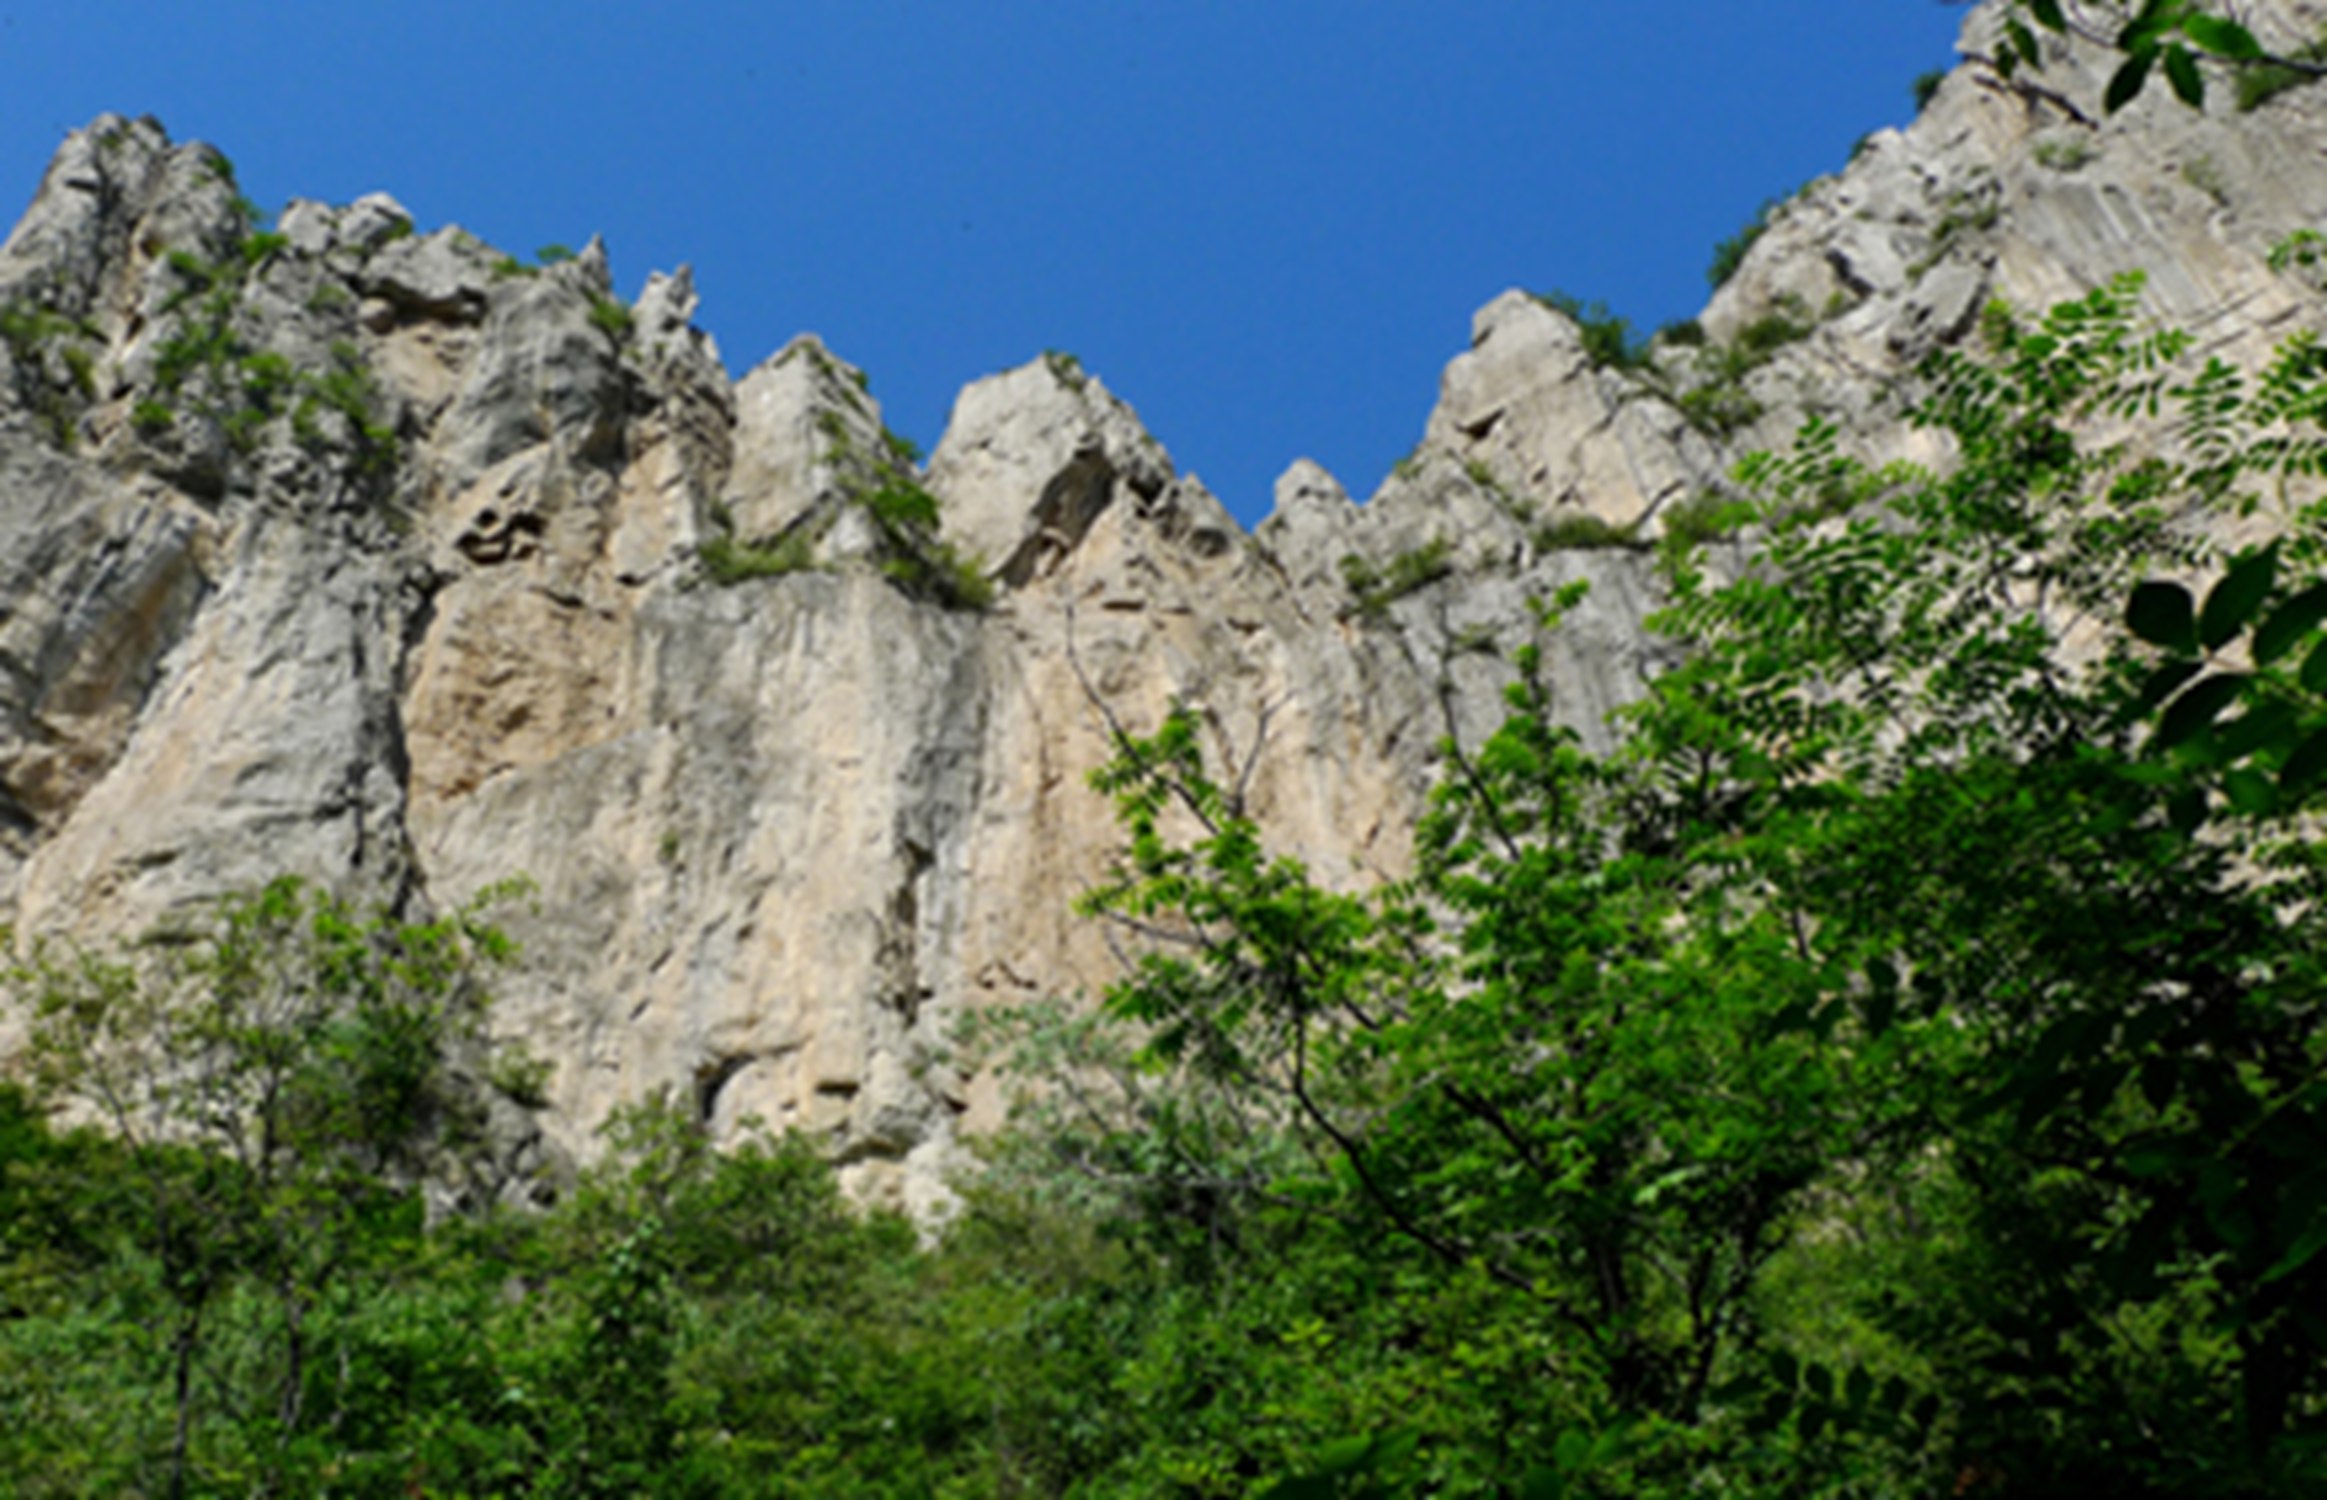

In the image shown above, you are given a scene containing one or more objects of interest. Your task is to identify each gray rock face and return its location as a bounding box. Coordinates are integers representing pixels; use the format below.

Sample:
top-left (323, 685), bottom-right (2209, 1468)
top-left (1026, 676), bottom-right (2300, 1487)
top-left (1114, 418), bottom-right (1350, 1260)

top-left (3, 4), bottom-right (2325, 1210)
top-left (1418, 291), bottom-right (1721, 534)
top-left (723, 334), bottom-right (886, 544)
top-left (928, 354), bottom-right (1179, 585)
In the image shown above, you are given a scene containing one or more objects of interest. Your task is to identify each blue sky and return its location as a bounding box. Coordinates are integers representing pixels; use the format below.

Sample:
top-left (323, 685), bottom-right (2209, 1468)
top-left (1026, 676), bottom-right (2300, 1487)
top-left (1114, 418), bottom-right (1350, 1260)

top-left (0, 3), bottom-right (1969, 526)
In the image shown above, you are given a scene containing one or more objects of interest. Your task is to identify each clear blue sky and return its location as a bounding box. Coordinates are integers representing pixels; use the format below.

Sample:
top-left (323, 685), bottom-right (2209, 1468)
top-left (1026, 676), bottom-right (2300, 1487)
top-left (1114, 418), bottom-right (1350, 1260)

top-left (0, 3), bottom-right (1969, 526)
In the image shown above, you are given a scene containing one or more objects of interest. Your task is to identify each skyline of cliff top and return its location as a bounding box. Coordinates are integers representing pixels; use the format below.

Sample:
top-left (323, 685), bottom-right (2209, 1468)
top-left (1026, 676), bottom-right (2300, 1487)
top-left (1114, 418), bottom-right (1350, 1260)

top-left (0, 2), bottom-right (1965, 525)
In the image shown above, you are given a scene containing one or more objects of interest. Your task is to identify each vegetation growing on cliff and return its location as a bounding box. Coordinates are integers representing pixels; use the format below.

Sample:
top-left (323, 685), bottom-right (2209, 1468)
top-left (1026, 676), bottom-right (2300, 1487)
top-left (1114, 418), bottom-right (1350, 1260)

top-left (6, 278), bottom-right (2327, 1495)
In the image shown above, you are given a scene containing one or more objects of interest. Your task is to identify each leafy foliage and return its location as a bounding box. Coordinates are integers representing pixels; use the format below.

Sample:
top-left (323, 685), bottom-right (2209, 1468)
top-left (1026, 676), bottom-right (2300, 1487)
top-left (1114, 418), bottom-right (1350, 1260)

top-left (1339, 537), bottom-right (1455, 620)
top-left (1015, 275), bottom-right (2327, 1494)
top-left (1994, 0), bottom-right (2325, 114)
top-left (1707, 199), bottom-right (1778, 290)
top-left (698, 530), bottom-right (817, 584)
top-left (9, 274), bottom-right (2327, 1495)
top-left (1532, 290), bottom-right (1651, 371)
top-left (587, 292), bottom-right (634, 338)
top-left (0, 298), bottom-right (104, 449)
top-left (1534, 511), bottom-right (1646, 551)
top-left (5, 878), bottom-right (526, 1497)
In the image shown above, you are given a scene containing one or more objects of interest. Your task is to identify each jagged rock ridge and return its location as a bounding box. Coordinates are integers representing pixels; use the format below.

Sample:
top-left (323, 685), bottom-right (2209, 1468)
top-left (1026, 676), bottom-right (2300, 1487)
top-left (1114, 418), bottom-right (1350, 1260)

top-left (2, 0), bottom-right (2324, 1208)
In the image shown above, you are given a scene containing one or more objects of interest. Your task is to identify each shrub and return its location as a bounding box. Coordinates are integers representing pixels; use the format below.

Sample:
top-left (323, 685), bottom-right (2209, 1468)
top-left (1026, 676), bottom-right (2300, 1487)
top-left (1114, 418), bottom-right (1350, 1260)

top-left (222, 404), bottom-right (266, 454)
top-left (882, 427), bottom-right (924, 469)
top-left (238, 349), bottom-right (295, 412)
top-left (1708, 200), bottom-right (1778, 289)
top-left (154, 322), bottom-right (231, 393)
top-left (1909, 187), bottom-right (2001, 279)
top-left (1341, 537), bottom-right (1455, 620)
top-left (884, 542), bottom-right (994, 612)
top-left (59, 344), bottom-right (96, 400)
top-left (536, 243), bottom-right (576, 266)
top-left (699, 533), bottom-right (815, 585)
top-left (1912, 68), bottom-right (1947, 112)
top-left (1655, 492), bottom-right (1752, 550)
top-left (2031, 135), bottom-right (2097, 171)
top-left (1042, 349), bottom-right (1087, 390)
top-left (587, 295), bottom-right (633, 338)
top-left (865, 479), bottom-right (941, 533)
top-left (1533, 512), bottom-right (1644, 550)
top-left (1736, 306), bottom-right (1812, 359)
top-left (2269, 228), bottom-right (2327, 291)
top-left (1679, 381), bottom-right (1766, 439)
top-left (131, 399), bottom-right (174, 436)
top-left (2236, 34), bottom-right (2327, 112)
top-left (237, 230), bottom-right (290, 269)
top-left (1533, 290), bottom-right (1649, 370)
top-left (310, 342), bottom-right (398, 472)
top-left (0, 301), bottom-right (42, 359)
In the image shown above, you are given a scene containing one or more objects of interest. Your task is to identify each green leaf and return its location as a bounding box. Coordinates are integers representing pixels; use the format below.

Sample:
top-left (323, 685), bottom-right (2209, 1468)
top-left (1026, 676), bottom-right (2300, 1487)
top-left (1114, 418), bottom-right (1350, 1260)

top-left (1260, 1479), bottom-right (1338, 1500)
top-left (2254, 582), bottom-right (2327, 664)
top-left (2280, 728), bottom-right (2327, 796)
top-left (2155, 672), bottom-right (2246, 749)
top-left (2303, 635), bottom-right (2327, 695)
top-left (1765, 999), bottom-right (1816, 1039)
top-left (2128, 580), bottom-right (2199, 652)
top-left (2107, 48), bottom-right (2158, 112)
top-left (2140, 1056), bottom-right (2178, 1112)
top-left (2225, 767), bottom-right (2278, 815)
top-left (2213, 700), bottom-right (2296, 762)
top-left (2029, 0), bottom-right (2068, 32)
top-left (2135, 657), bottom-right (2204, 713)
top-left (1520, 1467), bottom-right (1568, 1500)
top-left (1863, 983), bottom-right (1898, 1039)
top-left (2180, 14), bottom-right (2263, 59)
top-left (2121, 0), bottom-right (2178, 52)
top-left (2170, 785), bottom-right (2209, 833)
top-left (2200, 543), bottom-right (2279, 650)
top-left (2164, 45), bottom-right (2206, 108)
top-left (2262, 1218), bottom-right (2327, 1285)
top-left (2007, 19), bottom-right (2041, 67)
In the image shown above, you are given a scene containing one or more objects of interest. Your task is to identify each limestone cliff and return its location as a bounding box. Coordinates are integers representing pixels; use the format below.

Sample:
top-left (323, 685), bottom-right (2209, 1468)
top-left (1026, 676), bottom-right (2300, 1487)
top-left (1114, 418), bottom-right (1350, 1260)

top-left (3, 0), bottom-right (2324, 1209)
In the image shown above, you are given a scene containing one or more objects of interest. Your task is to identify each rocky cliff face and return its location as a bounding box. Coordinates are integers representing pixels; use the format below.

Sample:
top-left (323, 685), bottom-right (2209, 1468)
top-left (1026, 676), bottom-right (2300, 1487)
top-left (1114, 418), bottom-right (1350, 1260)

top-left (4, 1), bottom-right (2325, 1210)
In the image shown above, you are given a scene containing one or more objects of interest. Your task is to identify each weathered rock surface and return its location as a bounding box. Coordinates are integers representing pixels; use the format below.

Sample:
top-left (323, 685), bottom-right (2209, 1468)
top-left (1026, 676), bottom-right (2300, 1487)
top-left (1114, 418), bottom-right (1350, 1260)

top-left (4, 3), bottom-right (2326, 1209)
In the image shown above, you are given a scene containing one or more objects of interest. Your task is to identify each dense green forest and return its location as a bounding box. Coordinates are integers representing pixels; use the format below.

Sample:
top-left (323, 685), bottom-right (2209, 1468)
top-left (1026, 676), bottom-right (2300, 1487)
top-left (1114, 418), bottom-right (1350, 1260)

top-left (6, 272), bottom-right (2327, 1496)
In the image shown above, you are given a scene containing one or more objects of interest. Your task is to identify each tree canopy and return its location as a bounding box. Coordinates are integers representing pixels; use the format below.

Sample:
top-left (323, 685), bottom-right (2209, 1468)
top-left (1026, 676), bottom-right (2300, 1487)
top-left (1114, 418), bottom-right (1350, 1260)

top-left (6, 265), bottom-right (2327, 1490)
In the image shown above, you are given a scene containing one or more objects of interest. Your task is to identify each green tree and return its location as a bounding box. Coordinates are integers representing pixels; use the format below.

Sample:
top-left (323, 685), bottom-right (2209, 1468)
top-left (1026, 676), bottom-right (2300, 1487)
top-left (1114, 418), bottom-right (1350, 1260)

top-left (1045, 275), bottom-right (2327, 1494)
top-left (5, 876), bottom-right (522, 1497)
